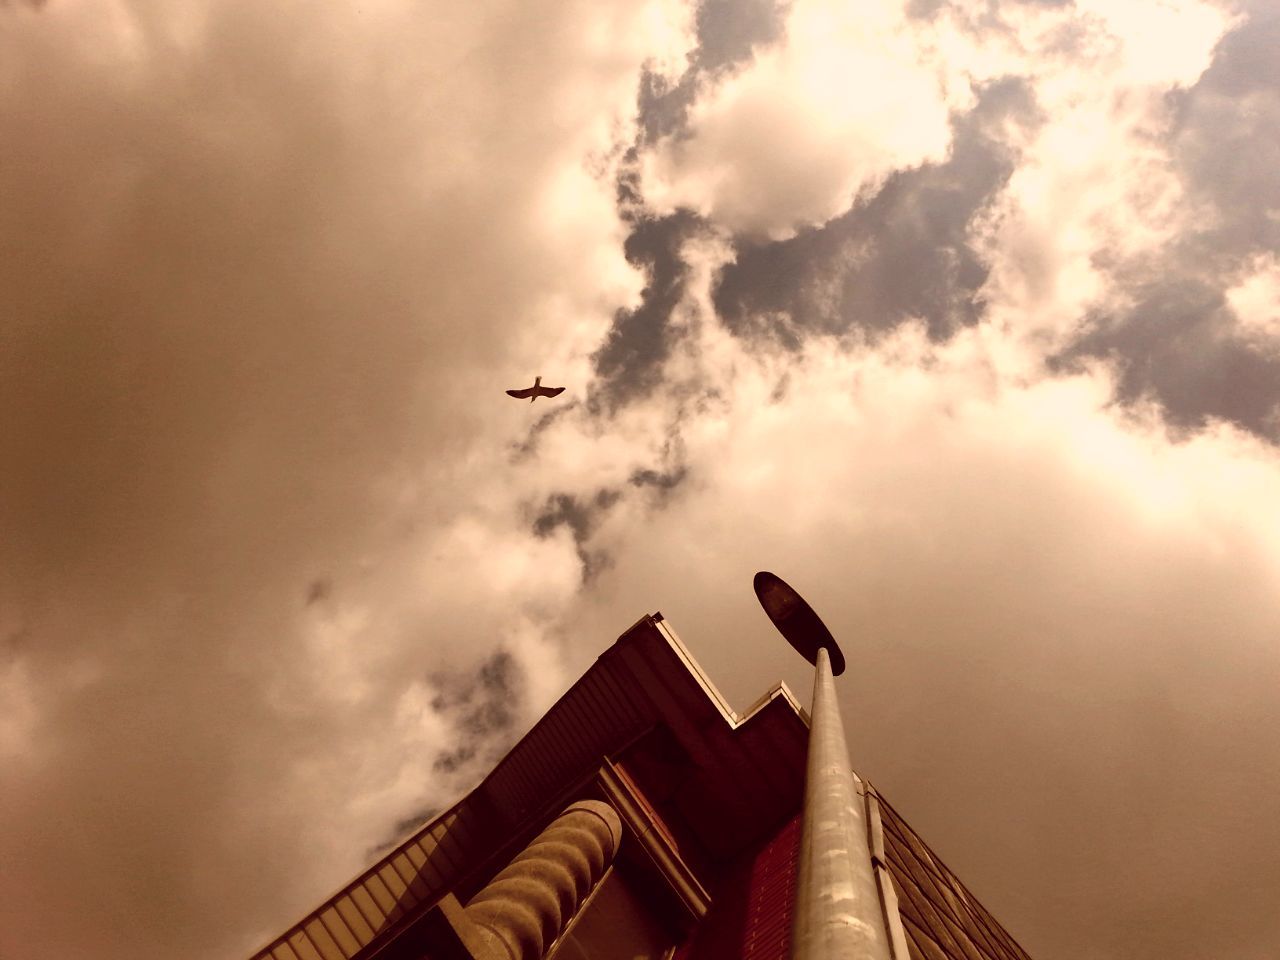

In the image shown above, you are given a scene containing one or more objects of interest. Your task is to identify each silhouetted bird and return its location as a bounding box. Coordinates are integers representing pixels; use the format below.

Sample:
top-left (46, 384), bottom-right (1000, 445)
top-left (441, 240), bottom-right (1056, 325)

top-left (506, 376), bottom-right (565, 402)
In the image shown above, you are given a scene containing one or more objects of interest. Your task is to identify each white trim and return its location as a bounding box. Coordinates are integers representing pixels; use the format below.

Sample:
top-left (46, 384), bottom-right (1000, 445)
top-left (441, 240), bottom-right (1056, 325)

top-left (864, 786), bottom-right (912, 960)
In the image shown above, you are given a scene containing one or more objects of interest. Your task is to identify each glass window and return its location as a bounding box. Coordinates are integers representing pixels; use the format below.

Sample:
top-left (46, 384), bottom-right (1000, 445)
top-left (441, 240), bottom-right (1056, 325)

top-left (549, 868), bottom-right (676, 960)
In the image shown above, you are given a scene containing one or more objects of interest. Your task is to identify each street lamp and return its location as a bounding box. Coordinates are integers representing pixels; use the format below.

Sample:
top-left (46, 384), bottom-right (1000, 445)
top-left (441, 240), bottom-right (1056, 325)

top-left (753, 572), bottom-right (891, 960)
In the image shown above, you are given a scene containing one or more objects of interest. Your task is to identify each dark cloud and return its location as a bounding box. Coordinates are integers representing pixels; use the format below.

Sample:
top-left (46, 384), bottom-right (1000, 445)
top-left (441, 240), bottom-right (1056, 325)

top-left (389, 806), bottom-right (438, 838)
top-left (629, 465), bottom-right (688, 491)
top-left (431, 745), bottom-right (476, 775)
top-left (0, 3), bottom-right (678, 958)
top-left (906, 0), bottom-right (1073, 23)
top-left (590, 210), bottom-right (704, 408)
top-left (627, 432), bottom-right (691, 506)
top-left (601, 76), bottom-right (1034, 417)
top-left (904, 0), bottom-right (949, 21)
top-left (638, 0), bottom-right (788, 143)
top-left (713, 78), bottom-right (1038, 342)
top-left (429, 650), bottom-right (523, 772)
top-left (533, 490), bottom-right (623, 581)
top-left (1057, 277), bottom-right (1280, 439)
top-left (595, 0), bottom-right (788, 409)
top-left (368, 804), bottom-right (442, 858)
top-left (305, 578), bottom-right (333, 606)
top-left (533, 490), bottom-right (622, 541)
top-left (1173, 5), bottom-right (1280, 251)
top-left (693, 0), bottom-right (788, 75)
top-left (1056, 11), bottom-right (1280, 441)
top-left (507, 403), bottom-right (579, 462)
top-left (1, 5), bottom-right (495, 647)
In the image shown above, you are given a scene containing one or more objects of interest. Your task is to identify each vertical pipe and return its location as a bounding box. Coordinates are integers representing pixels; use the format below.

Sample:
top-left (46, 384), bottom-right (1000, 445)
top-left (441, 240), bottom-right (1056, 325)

top-left (791, 647), bottom-right (892, 960)
top-left (464, 800), bottom-right (623, 960)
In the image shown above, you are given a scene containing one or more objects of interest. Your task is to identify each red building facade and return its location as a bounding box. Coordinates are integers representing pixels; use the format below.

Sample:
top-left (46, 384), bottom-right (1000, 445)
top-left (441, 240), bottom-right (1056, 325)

top-left (249, 614), bottom-right (1033, 960)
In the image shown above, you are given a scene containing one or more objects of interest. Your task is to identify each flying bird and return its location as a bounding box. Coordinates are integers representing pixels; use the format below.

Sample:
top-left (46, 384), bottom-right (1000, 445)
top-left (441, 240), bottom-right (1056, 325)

top-left (506, 376), bottom-right (565, 402)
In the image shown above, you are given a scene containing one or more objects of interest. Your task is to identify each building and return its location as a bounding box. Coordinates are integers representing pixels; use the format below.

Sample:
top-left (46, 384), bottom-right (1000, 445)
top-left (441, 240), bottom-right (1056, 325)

top-left (249, 613), bottom-right (1033, 960)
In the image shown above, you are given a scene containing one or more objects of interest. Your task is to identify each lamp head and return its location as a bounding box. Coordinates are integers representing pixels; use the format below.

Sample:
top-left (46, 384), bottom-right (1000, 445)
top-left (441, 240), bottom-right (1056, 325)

top-left (753, 571), bottom-right (845, 676)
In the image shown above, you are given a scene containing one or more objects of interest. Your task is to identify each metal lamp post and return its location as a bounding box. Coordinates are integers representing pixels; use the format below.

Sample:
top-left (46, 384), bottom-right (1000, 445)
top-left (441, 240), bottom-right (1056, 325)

top-left (753, 572), bottom-right (892, 960)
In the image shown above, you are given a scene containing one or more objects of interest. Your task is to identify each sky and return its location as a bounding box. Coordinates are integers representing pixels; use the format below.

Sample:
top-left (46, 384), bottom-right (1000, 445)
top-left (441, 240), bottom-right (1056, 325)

top-left (2, 0), bottom-right (1279, 958)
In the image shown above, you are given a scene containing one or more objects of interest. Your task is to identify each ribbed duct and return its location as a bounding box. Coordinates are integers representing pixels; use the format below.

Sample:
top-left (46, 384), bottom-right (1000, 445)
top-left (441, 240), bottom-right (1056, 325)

top-left (463, 799), bottom-right (623, 960)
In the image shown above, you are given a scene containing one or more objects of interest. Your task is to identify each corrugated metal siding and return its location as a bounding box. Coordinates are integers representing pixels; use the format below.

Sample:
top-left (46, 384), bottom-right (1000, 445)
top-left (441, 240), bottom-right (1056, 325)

top-left (741, 815), bottom-right (800, 960)
top-left (480, 652), bottom-right (652, 828)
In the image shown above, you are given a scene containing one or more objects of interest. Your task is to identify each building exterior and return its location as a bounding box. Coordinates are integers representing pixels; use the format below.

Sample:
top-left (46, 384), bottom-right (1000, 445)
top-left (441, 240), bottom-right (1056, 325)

top-left (249, 613), bottom-right (1033, 960)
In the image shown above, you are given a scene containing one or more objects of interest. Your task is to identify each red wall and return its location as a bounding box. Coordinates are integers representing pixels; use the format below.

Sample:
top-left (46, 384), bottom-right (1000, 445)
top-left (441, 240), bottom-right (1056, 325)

top-left (673, 814), bottom-right (800, 960)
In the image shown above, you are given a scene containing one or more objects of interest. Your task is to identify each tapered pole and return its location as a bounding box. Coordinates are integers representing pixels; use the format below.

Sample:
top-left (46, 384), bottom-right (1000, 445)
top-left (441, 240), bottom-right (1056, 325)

top-left (792, 645), bottom-right (890, 960)
top-left (753, 572), bottom-right (891, 960)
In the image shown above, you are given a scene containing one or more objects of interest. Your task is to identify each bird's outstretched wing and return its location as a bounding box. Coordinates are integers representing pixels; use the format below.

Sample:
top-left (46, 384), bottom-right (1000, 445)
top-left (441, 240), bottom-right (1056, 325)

top-left (506, 387), bottom-right (535, 399)
top-left (535, 386), bottom-right (566, 398)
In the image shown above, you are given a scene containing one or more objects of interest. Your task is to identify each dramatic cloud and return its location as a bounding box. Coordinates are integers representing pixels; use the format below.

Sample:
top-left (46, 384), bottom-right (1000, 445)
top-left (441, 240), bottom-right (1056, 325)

top-left (5, 1), bottom-right (1279, 960)
top-left (1058, 6), bottom-right (1280, 440)
top-left (538, 2), bottom-right (1280, 958)
top-left (539, 243), bottom-right (1280, 960)
top-left (641, 0), bottom-right (954, 238)
top-left (712, 75), bottom-right (1036, 342)
top-left (0, 1), bottom-right (692, 957)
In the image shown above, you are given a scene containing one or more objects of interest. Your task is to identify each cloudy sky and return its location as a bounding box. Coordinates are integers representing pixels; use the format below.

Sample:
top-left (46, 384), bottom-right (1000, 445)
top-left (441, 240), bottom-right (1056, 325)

top-left (3, 0), bottom-right (1279, 958)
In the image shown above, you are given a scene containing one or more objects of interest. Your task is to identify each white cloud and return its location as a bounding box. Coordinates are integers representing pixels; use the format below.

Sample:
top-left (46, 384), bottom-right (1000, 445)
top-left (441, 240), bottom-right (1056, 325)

top-left (957, 0), bottom-right (1233, 347)
top-left (641, 0), bottom-right (953, 238)
top-left (1227, 253), bottom-right (1280, 346)
top-left (973, 89), bottom-right (1193, 344)
top-left (1072, 0), bottom-right (1239, 89)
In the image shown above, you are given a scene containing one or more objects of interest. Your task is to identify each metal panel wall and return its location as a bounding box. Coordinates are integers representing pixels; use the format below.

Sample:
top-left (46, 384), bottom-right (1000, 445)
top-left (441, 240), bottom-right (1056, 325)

top-left (873, 791), bottom-right (1034, 960)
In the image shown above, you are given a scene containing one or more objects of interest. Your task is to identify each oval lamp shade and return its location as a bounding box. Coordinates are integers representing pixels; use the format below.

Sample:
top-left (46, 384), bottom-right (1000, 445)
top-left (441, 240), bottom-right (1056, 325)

top-left (752, 571), bottom-right (845, 677)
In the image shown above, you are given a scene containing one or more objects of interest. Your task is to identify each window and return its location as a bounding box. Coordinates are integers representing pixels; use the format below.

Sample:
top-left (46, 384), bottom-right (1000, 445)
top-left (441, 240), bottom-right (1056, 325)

top-left (549, 867), bottom-right (677, 960)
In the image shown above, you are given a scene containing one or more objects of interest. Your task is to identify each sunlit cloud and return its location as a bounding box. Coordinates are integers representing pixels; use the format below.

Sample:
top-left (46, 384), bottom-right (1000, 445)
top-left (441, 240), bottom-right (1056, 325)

top-left (1227, 253), bottom-right (1280, 345)
top-left (641, 0), bottom-right (953, 238)
top-left (3, 1), bottom-right (1279, 959)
